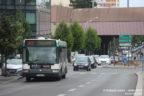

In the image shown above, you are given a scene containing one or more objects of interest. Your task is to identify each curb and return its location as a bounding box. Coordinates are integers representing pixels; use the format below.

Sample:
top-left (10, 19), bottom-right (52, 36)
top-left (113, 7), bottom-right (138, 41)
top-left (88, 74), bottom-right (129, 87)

top-left (134, 72), bottom-right (142, 96)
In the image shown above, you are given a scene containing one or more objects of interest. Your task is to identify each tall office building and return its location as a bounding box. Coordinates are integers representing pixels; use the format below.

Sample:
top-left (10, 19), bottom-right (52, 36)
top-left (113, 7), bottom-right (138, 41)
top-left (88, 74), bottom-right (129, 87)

top-left (0, 0), bottom-right (51, 38)
top-left (96, 0), bottom-right (120, 8)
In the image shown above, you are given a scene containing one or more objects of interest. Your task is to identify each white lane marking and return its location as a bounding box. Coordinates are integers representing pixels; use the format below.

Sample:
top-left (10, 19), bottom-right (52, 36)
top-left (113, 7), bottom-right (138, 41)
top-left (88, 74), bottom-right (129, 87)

top-left (91, 80), bottom-right (96, 82)
top-left (86, 82), bottom-right (91, 84)
top-left (78, 85), bottom-right (85, 88)
top-left (101, 73), bottom-right (105, 75)
top-left (80, 73), bottom-right (86, 75)
top-left (91, 72), bottom-right (97, 74)
top-left (57, 94), bottom-right (67, 96)
top-left (68, 88), bottom-right (77, 92)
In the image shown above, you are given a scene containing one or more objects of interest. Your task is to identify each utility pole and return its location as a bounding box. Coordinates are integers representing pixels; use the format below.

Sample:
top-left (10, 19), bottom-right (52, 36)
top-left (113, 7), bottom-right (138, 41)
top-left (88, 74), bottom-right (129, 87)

top-left (113, 37), bottom-right (116, 66)
top-left (91, 0), bottom-right (95, 8)
top-left (127, 0), bottom-right (129, 8)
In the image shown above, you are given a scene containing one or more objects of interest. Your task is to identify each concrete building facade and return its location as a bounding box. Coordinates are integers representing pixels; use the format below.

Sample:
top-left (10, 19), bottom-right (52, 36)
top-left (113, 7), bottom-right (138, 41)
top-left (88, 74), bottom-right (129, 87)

top-left (0, 0), bottom-right (51, 38)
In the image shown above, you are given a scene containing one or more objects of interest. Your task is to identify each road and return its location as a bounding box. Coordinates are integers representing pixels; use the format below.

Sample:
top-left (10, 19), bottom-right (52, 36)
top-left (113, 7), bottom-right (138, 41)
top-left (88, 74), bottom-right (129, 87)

top-left (0, 64), bottom-right (142, 96)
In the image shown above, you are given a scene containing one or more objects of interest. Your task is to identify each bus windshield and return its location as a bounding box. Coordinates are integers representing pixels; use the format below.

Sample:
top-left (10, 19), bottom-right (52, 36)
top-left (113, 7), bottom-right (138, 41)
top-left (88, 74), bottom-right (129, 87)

top-left (27, 47), bottom-right (57, 64)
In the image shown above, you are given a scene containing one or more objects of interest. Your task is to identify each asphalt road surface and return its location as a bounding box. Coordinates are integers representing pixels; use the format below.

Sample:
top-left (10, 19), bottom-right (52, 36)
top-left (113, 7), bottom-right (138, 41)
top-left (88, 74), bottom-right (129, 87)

top-left (0, 64), bottom-right (142, 96)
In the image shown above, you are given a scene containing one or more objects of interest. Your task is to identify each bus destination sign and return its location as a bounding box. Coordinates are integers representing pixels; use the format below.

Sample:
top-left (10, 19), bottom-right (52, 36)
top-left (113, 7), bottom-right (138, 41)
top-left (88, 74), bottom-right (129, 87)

top-left (25, 40), bottom-right (56, 47)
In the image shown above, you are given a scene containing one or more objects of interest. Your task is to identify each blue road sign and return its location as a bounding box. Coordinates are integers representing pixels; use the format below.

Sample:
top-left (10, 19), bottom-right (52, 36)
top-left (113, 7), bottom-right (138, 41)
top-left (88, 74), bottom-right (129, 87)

top-left (122, 58), bottom-right (127, 64)
top-left (140, 56), bottom-right (144, 60)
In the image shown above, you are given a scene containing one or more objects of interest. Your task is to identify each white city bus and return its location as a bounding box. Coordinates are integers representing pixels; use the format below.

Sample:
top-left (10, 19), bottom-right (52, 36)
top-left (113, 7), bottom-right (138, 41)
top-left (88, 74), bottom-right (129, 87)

top-left (22, 38), bottom-right (68, 81)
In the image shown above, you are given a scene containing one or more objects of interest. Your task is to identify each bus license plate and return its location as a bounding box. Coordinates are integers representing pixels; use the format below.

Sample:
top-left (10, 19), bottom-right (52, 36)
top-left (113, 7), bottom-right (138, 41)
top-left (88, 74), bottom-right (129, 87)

top-left (36, 74), bottom-right (45, 77)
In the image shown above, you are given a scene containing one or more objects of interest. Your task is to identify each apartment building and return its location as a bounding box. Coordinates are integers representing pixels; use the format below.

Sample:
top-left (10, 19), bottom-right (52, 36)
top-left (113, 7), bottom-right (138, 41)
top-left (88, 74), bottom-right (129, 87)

top-left (96, 0), bottom-right (120, 8)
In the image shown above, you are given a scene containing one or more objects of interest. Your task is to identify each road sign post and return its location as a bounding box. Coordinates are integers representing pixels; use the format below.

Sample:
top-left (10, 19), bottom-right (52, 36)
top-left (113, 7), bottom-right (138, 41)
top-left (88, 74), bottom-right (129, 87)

top-left (119, 35), bottom-right (132, 67)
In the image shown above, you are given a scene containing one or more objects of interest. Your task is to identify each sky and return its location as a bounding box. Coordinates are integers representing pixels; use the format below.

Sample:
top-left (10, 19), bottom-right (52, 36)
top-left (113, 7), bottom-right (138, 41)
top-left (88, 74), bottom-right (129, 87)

top-left (120, 0), bottom-right (144, 7)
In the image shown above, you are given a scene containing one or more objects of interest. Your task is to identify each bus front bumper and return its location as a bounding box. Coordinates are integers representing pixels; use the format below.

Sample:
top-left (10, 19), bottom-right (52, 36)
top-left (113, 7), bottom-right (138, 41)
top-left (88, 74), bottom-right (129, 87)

top-left (22, 69), bottom-right (60, 78)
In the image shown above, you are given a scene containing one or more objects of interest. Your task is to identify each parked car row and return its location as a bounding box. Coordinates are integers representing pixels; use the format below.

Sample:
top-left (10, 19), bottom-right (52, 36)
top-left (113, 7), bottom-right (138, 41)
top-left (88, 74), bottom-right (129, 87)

top-left (110, 56), bottom-right (119, 63)
top-left (96, 55), bottom-right (111, 65)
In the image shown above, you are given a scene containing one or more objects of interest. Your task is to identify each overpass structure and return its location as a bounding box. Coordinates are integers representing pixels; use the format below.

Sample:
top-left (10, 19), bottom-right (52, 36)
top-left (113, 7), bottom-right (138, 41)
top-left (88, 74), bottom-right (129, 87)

top-left (51, 6), bottom-right (144, 54)
top-left (51, 6), bottom-right (144, 35)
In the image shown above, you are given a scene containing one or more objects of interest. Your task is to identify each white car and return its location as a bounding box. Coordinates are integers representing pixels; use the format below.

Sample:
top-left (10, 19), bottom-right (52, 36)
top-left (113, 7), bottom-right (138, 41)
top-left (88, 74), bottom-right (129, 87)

top-left (93, 55), bottom-right (100, 61)
top-left (97, 55), bottom-right (111, 65)
top-left (126, 53), bottom-right (132, 58)
top-left (2, 59), bottom-right (22, 74)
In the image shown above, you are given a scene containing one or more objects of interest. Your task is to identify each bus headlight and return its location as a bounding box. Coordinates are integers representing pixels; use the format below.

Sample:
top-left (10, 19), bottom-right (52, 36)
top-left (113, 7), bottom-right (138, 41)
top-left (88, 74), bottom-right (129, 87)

top-left (52, 69), bottom-right (60, 73)
top-left (74, 63), bottom-right (77, 66)
top-left (23, 64), bottom-right (30, 69)
top-left (84, 63), bottom-right (88, 66)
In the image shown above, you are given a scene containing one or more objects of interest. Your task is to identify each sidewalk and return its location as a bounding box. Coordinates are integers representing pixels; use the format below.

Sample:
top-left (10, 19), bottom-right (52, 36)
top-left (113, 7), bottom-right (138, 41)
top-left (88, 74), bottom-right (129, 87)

top-left (104, 61), bottom-right (143, 96)
top-left (134, 72), bottom-right (143, 96)
top-left (0, 75), bottom-right (21, 84)
top-left (0, 68), bottom-right (22, 84)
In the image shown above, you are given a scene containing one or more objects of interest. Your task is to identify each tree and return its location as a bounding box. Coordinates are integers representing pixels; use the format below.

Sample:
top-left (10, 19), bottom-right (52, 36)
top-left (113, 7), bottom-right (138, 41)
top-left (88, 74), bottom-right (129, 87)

top-left (71, 21), bottom-right (85, 52)
top-left (54, 21), bottom-right (74, 51)
top-left (70, 0), bottom-right (97, 8)
top-left (97, 36), bottom-right (101, 51)
top-left (0, 13), bottom-right (24, 76)
top-left (16, 10), bottom-right (32, 39)
top-left (132, 35), bottom-right (144, 45)
top-left (53, 21), bottom-right (74, 62)
top-left (85, 27), bottom-right (100, 55)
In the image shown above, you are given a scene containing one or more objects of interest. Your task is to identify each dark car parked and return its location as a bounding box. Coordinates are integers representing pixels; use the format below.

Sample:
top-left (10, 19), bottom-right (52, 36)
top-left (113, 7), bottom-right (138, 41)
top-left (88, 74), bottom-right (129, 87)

top-left (73, 56), bottom-right (91, 71)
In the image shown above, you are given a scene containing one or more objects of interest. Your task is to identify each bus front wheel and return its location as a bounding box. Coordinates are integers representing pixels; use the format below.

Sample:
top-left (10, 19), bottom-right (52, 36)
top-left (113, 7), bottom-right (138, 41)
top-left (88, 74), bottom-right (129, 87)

top-left (57, 71), bottom-right (62, 80)
top-left (26, 77), bottom-right (31, 82)
top-left (62, 74), bottom-right (66, 79)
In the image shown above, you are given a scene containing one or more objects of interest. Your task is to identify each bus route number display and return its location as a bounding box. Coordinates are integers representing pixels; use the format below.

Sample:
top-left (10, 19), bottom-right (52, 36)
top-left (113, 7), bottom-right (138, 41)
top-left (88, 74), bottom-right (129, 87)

top-left (26, 40), bottom-right (56, 46)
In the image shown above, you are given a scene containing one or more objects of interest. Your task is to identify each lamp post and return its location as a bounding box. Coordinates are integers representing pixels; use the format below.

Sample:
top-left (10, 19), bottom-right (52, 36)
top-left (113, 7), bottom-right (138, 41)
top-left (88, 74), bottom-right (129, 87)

top-left (127, 0), bottom-right (129, 8)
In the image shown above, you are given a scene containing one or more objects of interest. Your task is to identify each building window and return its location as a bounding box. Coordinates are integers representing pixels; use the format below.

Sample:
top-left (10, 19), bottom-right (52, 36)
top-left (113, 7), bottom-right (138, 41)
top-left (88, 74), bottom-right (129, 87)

top-left (16, 0), bottom-right (25, 5)
top-left (0, 0), bottom-right (6, 4)
top-left (7, 0), bottom-right (15, 5)
top-left (26, 0), bottom-right (36, 5)
top-left (0, 0), bottom-right (6, 9)
top-left (30, 24), bottom-right (36, 32)
top-left (6, 0), bottom-right (15, 9)
top-left (26, 13), bottom-right (36, 24)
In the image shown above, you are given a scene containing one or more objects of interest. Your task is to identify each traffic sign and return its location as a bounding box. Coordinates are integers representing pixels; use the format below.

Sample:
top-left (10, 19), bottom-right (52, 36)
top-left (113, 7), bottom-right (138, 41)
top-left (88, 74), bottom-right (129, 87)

top-left (119, 35), bottom-right (132, 39)
top-left (119, 46), bottom-right (129, 50)
top-left (122, 58), bottom-right (127, 64)
top-left (119, 35), bottom-right (132, 43)
top-left (119, 40), bottom-right (131, 43)
top-left (119, 43), bottom-right (131, 46)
